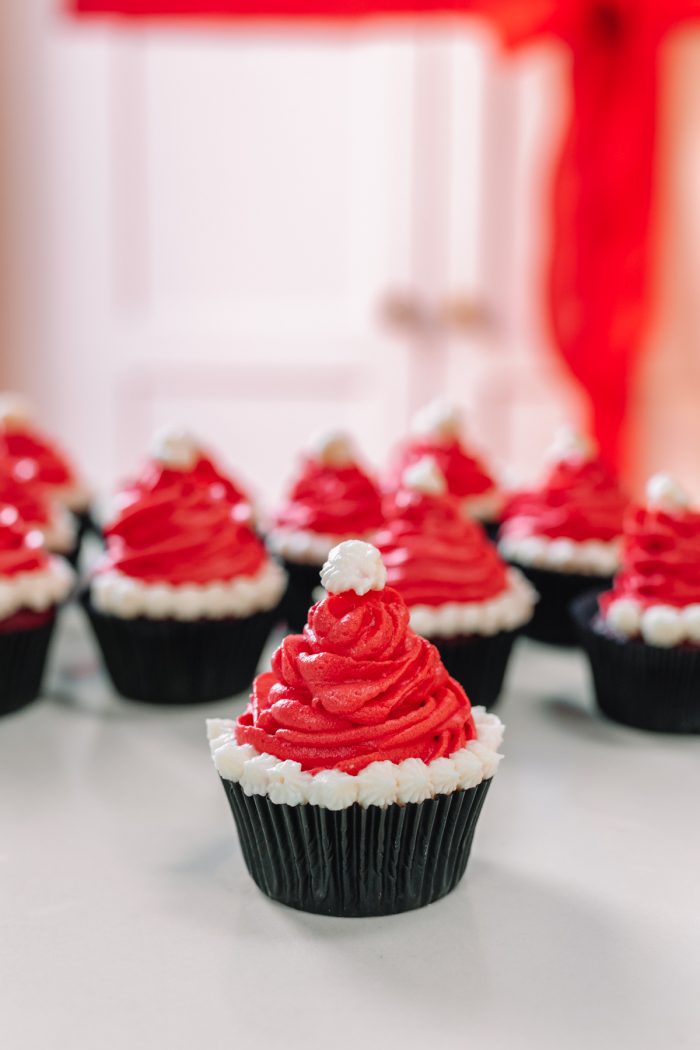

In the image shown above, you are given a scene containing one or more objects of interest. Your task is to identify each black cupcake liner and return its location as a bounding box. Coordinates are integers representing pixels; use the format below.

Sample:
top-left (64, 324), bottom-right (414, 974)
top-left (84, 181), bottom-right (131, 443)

top-left (508, 563), bottom-right (611, 647)
top-left (482, 519), bottom-right (501, 543)
top-left (221, 777), bottom-right (491, 917)
top-left (572, 590), bottom-right (700, 733)
top-left (0, 614), bottom-right (57, 716)
top-left (82, 593), bottom-right (278, 704)
top-left (431, 629), bottom-right (519, 708)
top-left (280, 558), bottom-right (322, 634)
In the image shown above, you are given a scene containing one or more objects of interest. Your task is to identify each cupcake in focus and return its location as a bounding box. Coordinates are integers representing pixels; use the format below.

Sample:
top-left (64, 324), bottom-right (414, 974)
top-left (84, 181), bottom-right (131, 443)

top-left (573, 474), bottom-right (700, 732)
top-left (0, 471), bottom-right (77, 563)
top-left (267, 430), bottom-right (383, 631)
top-left (0, 508), bottom-right (73, 715)
top-left (84, 431), bottom-right (286, 703)
top-left (208, 540), bottom-right (504, 917)
top-left (499, 427), bottom-right (627, 646)
top-left (386, 399), bottom-right (503, 537)
top-left (375, 457), bottom-right (535, 706)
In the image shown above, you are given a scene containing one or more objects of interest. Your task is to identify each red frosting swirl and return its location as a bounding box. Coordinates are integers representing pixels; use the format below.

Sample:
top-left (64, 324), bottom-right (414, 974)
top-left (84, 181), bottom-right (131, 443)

top-left (375, 488), bottom-right (508, 606)
top-left (0, 471), bottom-right (52, 528)
top-left (102, 469), bottom-right (265, 585)
top-left (0, 512), bottom-right (48, 577)
top-left (501, 456), bottom-right (627, 543)
top-left (387, 438), bottom-right (497, 502)
top-left (0, 426), bottom-right (78, 492)
top-left (600, 504), bottom-right (700, 612)
top-left (120, 453), bottom-right (250, 517)
top-left (236, 586), bottom-right (476, 774)
top-left (276, 458), bottom-right (383, 536)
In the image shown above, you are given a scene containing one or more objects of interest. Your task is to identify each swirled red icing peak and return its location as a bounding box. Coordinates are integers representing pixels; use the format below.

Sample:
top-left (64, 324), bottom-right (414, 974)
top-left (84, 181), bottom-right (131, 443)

top-left (101, 469), bottom-right (266, 585)
top-left (375, 462), bottom-right (508, 607)
top-left (236, 541), bottom-right (476, 774)
top-left (600, 476), bottom-right (700, 612)
top-left (0, 510), bottom-right (48, 577)
top-left (275, 435), bottom-right (383, 536)
top-left (501, 434), bottom-right (627, 543)
top-left (0, 396), bottom-right (80, 495)
top-left (0, 471), bottom-right (53, 529)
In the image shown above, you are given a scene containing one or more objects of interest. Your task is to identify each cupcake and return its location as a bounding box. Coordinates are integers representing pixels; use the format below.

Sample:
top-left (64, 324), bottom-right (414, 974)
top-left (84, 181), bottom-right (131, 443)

top-left (374, 457), bottom-right (535, 706)
top-left (83, 432), bottom-right (286, 704)
top-left (0, 508), bottom-right (73, 715)
top-left (0, 394), bottom-right (93, 542)
top-left (207, 540), bottom-right (504, 917)
top-left (0, 471), bottom-right (77, 563)
top-left (386, 399), bottom-right (503, 537)
top-left (573, 475), bottom-right (700, 732)
top-left (267, 430), bottom-right (384, 632)
top-left (117, 426), bottom-right (255, 526)
top-left (499, 427), bottom-right (627, 646)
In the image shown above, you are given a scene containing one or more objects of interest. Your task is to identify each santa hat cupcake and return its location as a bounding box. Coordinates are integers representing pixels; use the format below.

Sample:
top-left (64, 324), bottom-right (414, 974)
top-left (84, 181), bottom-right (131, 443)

top-left (207, 540), bottom-right (504, 916)
top-left (83, 432), bottom-right (286, 703)
top-left (374, 456), bottom-right (535, 706)
top-left (573, 474), bottom-right (700, 732)
top-left (0, 508), bottom-right (74, 715)
top-left (267, 430), bottom-right (383, 631)
top-left (499, 427), bottom-right (628, 646)
top-left (386, 399), bottom-right (503, 536)
top-left (0, 471), bottom-right (77, 562)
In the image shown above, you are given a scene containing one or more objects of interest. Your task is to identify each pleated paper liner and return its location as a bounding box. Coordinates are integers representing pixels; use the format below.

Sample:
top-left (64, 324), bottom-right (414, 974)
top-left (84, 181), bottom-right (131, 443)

top-left (482, 519), bottom-right (501, 543)
top-left (572, 590), bottom-right (700, 733)
top-left (0, 612), bottom-right (57, 716)
top-left (280, 558), bottom-right (323, 634)
top-left (431, 629), bottom-right (519, 708)
top-left (221, 778), bottom-right (492, 917)
top-left (82, 593), bottom-right (279, 704)
top-left (507, 563), bottom-right (611, 647)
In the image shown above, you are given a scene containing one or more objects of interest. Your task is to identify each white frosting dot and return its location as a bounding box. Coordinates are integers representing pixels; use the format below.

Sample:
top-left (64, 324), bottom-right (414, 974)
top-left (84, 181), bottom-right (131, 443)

top-left (646, 473), bottom-right (689, 513)
top-left (606, 598), bottom-right (641, 637)
top-left (402, 456), bottom-right (447, 496)
top-left (151, 425), bottom-right (200, 471)
top-left (306, 429), bottom-right (354, 467)
top-left (0, 392), bottom-right (31, 430)
top-left (546, 425), bottom-right (596, 464)
top-left (320, 540), bottom-right (387, 596)
top-left (681, 604), bottom-right (700, 644)
top-left (640, 605), bottom-right (684, 648)
top-left (411, 399), bottom-right (461, 442)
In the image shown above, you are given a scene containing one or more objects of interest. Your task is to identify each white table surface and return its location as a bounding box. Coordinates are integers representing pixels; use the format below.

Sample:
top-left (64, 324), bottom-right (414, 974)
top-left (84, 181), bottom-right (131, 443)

top-left (2, 605), bottom-right (699, 1050)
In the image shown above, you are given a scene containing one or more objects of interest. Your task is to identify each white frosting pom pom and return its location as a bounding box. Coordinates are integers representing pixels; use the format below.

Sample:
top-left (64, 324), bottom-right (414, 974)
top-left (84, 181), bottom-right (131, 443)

top-left (411, 399), bottom-right (461, 442)
top-left (646, 474), bottom-right (689, 513)
top-left (546, 425), bottom-right (596, 464)
top-left (0, 392), bottom-right (32, 430)
top-left (681, 605), bottom-right (700, 644)
top-left (151, 425), bottom-right (200, 471)
top-left (321, 540), bottom-right (387, 596)
top-left (402, 456), bottom-right (447, 496)
top-left (640, 605), bottom-right (684, 648)
top-left (606, 598), bottom-right (641, 638)
top-left (307, 429), bottom-right (355, 467)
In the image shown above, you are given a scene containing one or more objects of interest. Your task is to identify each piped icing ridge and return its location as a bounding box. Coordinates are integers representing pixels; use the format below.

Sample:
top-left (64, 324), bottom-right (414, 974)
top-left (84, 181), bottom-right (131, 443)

top-left (269, 432), bottom-right (383, 560)
top-left (0, 509), bottom-right (73, 618)
top-left (386, 400), bottom-right (500, 516)
top-left (499, 428), bottom-right (627, 571)
top-left (600, 475), bottom-right (700, 647)
top-left (0, 472), bottom-right (75, 553)
top-left (235, 541), bottom-right (477, 775)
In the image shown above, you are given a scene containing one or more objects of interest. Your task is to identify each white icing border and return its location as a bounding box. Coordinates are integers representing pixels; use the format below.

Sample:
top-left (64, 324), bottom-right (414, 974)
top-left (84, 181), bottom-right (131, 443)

top-left (90, 559), bottom-right (287, 621)
top-left (499, 533), bottom-right (620, 576)
top-left (0, 556), bottom-right (74, 619)
top-left (603, 598), bottom-right (700, 649)
top-left (207, 707), bottom-right (504, 809)
top-left (409, 568), bottom-right (536, 639)
top-left (267, 527), bottom-right (377, 566)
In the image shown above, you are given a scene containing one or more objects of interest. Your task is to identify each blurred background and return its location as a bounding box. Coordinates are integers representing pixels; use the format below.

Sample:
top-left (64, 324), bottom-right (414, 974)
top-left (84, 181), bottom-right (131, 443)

top-left (2, 2), bottom-right (700, 503)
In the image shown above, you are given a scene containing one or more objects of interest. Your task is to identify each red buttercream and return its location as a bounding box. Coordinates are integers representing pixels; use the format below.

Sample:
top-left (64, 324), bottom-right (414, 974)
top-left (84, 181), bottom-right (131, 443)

top-left (387, 437), bottom-right (497, 503)
top-left (0, 426), bottom-right (78, 493)
top-left (236, 586), bottom-right (476, 774)
top-left (600, 504), bottom-right (700, 613)
top-left (375, 487), bottom-right (508, 607)
top-left (0, 512), bottom-right (48, 577)
top-left (276, 457), bottom-right (383, 536)
top-left (0, 472), bottom-right (53, 529)
top-left (501, 456), bottom-right (627, 543)
top-left (120, 453), bottom-right (251, 516)
top-left (102, 469), bottom-right (265, 585)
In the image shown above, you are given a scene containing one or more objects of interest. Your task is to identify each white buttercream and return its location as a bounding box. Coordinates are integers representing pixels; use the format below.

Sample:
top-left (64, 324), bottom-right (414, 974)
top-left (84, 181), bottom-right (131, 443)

top-left (207, 707), bottom-right (504, 809)
top-left (90, 559), bottom-right (286, 621)
top-left (402, 456), bottom-right (447, 496)
top-left (603, 598), bottom-right (700, 648)
top-left (151, 425), bottom-right (200, 471)
top-left (267, 526), bottom-right (379, 566)
top-left (646, 474), bottom-right (689, 513)
top-left (411, 399), bottom-right (461, 442)
top-left (546, 425), bottom-right (596, 464)
top-left (499, 533), bottom-right (620, 576)
top-left (306, 429), bottom-right (355, 468)
top-left (408, 568), bottom-right (536, 639)
top-left (320, 540), bottom-right (387, 596)
top-left (0, 556), bottom-right (74, 619)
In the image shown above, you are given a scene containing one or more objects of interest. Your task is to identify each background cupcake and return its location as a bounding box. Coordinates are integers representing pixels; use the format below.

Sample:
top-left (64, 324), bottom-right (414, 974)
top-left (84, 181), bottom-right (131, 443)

top-left (499, 427), bottom-right (627, 646)
top-left (375, 457), bottom-right (535, 706)
top-left (385, 399), bottom-right (503, 537)
top-left (0, 471), bottom-right (77, 563)
top-left (208, 540), bottom-right (504, 917)
top-left (267, 430), bottom-right (383, 631)
top-left (0, 508), bottom-right (73, 715)
top-left (574, 474), bottom-right (700, 732)
top-left (84, 430), bottom-right (286, 704)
